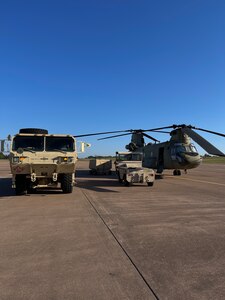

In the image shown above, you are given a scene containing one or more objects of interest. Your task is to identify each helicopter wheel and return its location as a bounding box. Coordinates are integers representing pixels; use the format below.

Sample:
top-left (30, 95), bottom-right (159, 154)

top-left (173, 169), bottom-right (181, 176)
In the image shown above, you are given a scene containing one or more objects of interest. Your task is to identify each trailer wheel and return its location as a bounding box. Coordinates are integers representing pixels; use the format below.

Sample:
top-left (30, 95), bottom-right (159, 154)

top-left (61, 174), bottom-right (73, 193)
top-left (147, 182), bottom-right (154, 187)
top-left (15, 175), bottom-right (27, 195)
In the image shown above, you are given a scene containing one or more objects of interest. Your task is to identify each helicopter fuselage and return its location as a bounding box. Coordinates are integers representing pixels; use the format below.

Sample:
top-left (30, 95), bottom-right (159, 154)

top-left (127, 130), bottom-right (203, 173)
top-left (142, 141), bottom-right (202, 173)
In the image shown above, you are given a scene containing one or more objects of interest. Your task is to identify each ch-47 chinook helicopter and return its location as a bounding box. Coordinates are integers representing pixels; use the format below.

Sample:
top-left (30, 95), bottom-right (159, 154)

top-left (75, 124), bottom-right (225, 176)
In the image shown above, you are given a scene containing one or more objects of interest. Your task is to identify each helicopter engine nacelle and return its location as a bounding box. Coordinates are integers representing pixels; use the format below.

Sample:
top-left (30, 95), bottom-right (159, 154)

top-left (170, 129), bottom-right (191, 144)
top-left (126, 142), bottom-right (137, 151)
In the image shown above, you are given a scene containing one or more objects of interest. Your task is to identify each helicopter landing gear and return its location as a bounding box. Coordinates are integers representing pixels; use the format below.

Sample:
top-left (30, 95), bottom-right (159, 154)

top-left (173, 169), bottom-right (181, 176)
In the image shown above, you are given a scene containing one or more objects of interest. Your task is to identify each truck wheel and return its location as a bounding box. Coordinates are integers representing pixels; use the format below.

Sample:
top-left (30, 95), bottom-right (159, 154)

top-left (19, 128), bottom-right (48, 134)
top-left (118, 174), bottom-right (123, 183)
top-left (147, 182), bottom-right (154, 187)
top-left (123, 175), bottom-right (130, 186)
top-left (15, 175), bottom-right (27, 195)
top-left (61, 174), bottom-right (73, 193)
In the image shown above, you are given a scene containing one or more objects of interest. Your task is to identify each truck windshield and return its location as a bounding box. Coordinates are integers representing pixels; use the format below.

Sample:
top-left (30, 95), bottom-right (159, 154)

top-left (131, 154), bottom-right (143, 161)
top-left (45, 137), bottom-right (75, 152)
top-left (117, 153), bottom-right (142, 161)
top-left (117, 154), bottom-right (132, 161)
top-left (12, 136), bottom-right (44, 151)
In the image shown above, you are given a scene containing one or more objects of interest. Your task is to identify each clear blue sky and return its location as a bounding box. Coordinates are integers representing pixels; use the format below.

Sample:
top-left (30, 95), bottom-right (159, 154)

top-left (1, 0), bottom-right (225, 156)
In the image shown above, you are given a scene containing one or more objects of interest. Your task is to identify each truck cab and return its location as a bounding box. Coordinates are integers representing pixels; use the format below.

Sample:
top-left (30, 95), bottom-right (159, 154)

top-left (9, 129), bottom-right (78, 195)
top-left (115, 151), bottom-right (155, 186)
top-left (115, 151), bottom-right (143, 174)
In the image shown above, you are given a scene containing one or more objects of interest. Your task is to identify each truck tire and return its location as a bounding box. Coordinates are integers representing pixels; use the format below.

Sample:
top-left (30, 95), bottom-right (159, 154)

top-left (15, 175), bottom-right (27, 195)
top-left (19, 128), bottom-right (48, 134)
top-left (61, 174), bottom-right (73, 193)
top-left (118, 174), bottom-right (123, 183)
top-left (123, 175), bottom-right (130, 186)
top-left (147, 182), bottom-right (154, 187)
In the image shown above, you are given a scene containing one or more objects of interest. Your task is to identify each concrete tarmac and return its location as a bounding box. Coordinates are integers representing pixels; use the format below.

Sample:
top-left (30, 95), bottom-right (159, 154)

top-left (0, 160), bottom-right (225, 300)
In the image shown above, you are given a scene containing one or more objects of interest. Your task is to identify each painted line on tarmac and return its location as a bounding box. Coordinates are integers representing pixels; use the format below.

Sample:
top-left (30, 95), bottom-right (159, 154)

top-left (81, 188), bottom-right (160, 300)
top-left (168, 176), bottom-right (225, 187)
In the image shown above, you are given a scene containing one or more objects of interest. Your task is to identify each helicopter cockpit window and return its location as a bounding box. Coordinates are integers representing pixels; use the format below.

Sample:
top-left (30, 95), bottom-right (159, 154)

top-left (189, 144), bottom-right (198, 153)
top-left (174, 144), bottom-right (198, 154)
top-left (175, 145), bottom-right (186, 153)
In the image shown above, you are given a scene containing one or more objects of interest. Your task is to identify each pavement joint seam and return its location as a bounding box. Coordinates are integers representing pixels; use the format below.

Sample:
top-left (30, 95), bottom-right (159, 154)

top-left (167, 176), bottom-right (225, 186)
top-left (80, 188), bottom-right (160, 300)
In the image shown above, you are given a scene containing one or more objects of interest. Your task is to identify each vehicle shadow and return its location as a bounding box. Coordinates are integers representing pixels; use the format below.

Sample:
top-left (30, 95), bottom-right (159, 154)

top-left (76, 169), bottom-right (120, 193)
top-left (76, 169), bottom-right (116, 179)
top-left (0, 178), bottom-right (15, 197)
top-left (0, 178), bottom-right (67, 198)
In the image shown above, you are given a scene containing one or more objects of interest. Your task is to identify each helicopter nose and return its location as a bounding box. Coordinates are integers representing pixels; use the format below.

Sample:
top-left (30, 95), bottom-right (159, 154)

top-left (184, 154), bottom-right (202, 167)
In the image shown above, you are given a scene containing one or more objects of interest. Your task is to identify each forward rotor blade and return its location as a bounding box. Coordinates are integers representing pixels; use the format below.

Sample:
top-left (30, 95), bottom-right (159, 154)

top-left (146, 130), bottom-right (170, 134)
top-left (192, 127), bottom-right (225, 138)
top-left (182, 128), bottom-right (225, 156)
top-left (144, 125), bottom-right (176, 131)
top-left (98, 133), bottom-right (132, 140)
top-left (142, 133), bottom-right (160, 142)
top-left (74, 130), bottom-right (129, 138)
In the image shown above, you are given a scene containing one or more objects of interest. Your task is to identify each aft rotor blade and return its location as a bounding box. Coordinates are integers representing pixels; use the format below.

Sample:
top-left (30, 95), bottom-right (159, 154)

top-left (142, 133), bottom-right (160, 142)
top-left (98, 132), bottom-right (132, 140)
top-left (74, 130), bottom-right (130, 138)
top-left (182, 128), bottom-right (225, 156)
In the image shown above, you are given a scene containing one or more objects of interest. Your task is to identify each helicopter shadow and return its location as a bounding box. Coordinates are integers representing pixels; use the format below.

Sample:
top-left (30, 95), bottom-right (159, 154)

top-left (76, 169), bottom-right (119, 193)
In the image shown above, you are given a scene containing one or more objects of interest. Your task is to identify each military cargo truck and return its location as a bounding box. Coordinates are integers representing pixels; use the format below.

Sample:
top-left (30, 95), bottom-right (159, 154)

top-left (9, 128), bottom-right (79, 195)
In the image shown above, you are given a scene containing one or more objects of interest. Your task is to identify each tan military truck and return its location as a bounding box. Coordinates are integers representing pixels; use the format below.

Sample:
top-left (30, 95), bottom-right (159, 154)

top-left (9, 128), bottom-right (79, 195)
top-left (115, 151), bottom-right (155, 186)
top-left (117, 161), bottom-right (155, 186)
top-left (115, 151), bottom-right (143, 174)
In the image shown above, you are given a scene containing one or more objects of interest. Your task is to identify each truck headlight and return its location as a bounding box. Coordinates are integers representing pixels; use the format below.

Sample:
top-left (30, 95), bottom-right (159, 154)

top-left (13, 157), bottom-right (20, 163)
top-left (67, 157), bottom-right (73, 163)
top-left (58, 157), bottom-right (73, 163)
top-left (12, 156), bottom-right (27, 163)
